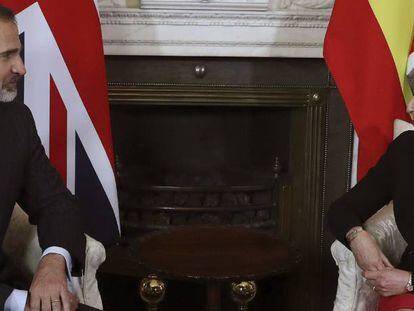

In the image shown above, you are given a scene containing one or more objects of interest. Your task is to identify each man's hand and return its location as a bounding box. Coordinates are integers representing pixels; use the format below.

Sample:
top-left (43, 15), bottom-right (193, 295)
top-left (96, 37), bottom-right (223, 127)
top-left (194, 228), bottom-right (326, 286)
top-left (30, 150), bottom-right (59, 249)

top-left (363, 268), bottom-right (410, 297)
top-left (349, 230), bottom-right (393, 271)
top-left (25, 253), bottom-right (78, 311)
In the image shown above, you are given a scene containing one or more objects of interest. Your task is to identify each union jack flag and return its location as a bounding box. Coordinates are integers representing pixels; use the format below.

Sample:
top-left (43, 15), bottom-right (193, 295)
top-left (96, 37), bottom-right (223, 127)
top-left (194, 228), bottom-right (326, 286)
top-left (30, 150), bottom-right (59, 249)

top-left (6, 0), bottom-right (120, 246)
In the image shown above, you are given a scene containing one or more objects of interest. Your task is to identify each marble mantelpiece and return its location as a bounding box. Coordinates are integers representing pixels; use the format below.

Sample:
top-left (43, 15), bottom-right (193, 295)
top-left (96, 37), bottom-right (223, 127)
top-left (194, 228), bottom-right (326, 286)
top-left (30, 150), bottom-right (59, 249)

top-left (98, 0), bottom-right (333, 57)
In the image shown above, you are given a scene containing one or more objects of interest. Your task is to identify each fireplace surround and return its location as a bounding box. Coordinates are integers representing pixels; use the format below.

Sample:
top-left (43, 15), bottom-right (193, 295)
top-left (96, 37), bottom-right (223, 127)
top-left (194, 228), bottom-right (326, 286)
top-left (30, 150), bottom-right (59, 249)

top-left (103, 56), bottom-right (352, 310)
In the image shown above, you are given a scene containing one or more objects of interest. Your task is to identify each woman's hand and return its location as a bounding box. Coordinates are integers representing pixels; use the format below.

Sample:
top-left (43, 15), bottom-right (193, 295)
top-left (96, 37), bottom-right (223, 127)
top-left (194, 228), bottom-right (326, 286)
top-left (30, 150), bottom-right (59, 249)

top-left (363, 268), bottom-right (410, 297)
top-left (349, 230), bottom-right (393, 271)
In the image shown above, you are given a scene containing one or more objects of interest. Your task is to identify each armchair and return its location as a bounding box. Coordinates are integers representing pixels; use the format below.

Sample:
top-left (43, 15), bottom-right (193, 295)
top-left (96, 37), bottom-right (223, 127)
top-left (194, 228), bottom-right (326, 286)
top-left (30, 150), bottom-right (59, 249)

top-left (2, 205), bottom-right (106, 310)
top-left (331, 201), bottom-right (407, 311)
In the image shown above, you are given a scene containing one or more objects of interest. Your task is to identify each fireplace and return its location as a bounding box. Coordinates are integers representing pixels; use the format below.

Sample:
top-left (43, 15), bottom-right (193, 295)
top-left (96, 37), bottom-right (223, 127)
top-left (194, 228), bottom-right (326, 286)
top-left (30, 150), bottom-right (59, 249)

top-left (111, 104), bottom-right (292, 234)
top-left (104, 56), bottom-right (353, 311)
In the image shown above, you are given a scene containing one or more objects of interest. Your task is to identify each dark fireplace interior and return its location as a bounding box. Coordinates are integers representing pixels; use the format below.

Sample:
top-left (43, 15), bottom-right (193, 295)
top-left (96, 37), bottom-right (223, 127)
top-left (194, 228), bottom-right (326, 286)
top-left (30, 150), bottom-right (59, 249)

top-left (112, 105), bottom-right (291, 235)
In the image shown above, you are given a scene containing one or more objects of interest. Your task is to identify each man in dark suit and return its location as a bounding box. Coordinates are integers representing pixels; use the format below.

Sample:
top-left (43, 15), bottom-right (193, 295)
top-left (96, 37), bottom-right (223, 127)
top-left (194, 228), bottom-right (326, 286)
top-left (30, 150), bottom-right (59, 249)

top-left (0, 5), bottom-right (85, 311)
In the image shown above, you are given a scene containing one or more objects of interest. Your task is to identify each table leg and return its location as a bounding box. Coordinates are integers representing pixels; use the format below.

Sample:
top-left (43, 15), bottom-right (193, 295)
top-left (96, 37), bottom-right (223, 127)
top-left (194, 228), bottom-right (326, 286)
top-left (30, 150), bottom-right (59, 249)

top-left (230, 281), bottom-right (257, 311)
top-left (206, 281), bottom-right (222, 311)
top-left (139, 275), bottom-right (166, 311)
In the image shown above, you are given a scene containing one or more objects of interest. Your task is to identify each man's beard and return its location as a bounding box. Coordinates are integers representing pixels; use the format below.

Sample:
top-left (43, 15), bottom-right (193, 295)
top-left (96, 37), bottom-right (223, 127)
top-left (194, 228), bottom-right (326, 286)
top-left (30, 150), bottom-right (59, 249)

top-left (0, 80), bottom-right (18, 103)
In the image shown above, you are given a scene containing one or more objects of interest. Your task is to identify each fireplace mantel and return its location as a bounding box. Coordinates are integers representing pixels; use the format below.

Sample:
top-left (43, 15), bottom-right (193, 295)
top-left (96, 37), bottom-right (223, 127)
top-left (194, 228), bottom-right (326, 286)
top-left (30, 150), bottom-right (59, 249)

top-left (98, 0), bottom-right (332, 57)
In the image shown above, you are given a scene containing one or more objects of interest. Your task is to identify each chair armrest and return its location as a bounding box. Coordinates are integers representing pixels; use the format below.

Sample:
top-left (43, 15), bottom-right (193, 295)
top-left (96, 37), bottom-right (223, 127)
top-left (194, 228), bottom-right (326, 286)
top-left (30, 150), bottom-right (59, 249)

top-left (364, 202), bottom-right (407, 266)
top-left (331, 240), bottom-right (362, 311)
top-left (331, 201), bottom-right (407, 311)
top-left (72, 235), bottom-right (106, 310)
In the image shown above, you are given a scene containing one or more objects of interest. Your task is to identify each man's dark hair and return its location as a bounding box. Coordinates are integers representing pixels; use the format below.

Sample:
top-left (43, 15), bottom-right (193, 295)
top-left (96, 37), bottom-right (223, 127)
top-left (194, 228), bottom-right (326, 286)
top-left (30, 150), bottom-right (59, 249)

top-left (0, 5), bottom-right (15, 23)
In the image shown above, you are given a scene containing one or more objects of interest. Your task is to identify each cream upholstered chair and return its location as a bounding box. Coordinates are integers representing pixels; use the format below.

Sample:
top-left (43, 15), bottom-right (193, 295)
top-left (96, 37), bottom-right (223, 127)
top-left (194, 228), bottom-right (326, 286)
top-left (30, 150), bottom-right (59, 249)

top-left (331, 202), bottom-right (407, 310)
top-left (2, 205), bottom-right (106, 310)
top-left (330, 119), bottom-right (413, 311)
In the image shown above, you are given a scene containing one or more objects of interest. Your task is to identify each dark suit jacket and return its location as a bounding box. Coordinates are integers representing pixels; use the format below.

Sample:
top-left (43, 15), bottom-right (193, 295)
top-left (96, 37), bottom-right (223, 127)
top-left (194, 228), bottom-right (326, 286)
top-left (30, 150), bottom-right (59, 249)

top-left (329, 130), bottom-right (414, 271)
top-left (0, 102), bottom-right (85, 307)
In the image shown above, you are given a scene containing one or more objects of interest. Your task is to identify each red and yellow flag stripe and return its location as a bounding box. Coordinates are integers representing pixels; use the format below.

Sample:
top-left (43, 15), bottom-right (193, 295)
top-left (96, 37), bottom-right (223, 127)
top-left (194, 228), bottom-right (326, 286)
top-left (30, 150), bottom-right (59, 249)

top-left (370, 0), bottom-right (414, 102)
top-left (324, 0), bottom-right (414, 179)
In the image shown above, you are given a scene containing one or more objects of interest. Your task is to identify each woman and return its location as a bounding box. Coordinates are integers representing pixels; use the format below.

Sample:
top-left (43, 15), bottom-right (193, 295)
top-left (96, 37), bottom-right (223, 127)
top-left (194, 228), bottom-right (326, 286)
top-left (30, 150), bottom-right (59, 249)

top-left (328, 98), bottom-right (414, 311)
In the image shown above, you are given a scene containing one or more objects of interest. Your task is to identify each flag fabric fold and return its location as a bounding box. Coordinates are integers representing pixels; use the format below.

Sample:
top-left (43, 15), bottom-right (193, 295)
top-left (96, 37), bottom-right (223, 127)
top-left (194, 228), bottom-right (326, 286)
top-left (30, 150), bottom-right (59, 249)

top-left (324, 0), bottom-right (414, 180)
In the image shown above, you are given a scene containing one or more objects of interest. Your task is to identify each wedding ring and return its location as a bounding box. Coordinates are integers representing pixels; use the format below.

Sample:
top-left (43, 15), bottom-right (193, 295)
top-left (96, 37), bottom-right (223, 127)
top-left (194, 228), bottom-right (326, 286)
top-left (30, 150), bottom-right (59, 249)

top-left (373, 286), bottom-right (376, 291)
top-left (51, 299), bottom-right (61, 303)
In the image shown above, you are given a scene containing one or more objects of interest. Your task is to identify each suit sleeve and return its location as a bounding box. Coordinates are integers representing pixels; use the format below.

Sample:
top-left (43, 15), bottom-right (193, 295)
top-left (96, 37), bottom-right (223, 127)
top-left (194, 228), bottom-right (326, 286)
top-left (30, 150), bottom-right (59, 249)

top-left (16, 104), bottom-right (85, 273)
top-left (327, 132), bottom-right (401, 247)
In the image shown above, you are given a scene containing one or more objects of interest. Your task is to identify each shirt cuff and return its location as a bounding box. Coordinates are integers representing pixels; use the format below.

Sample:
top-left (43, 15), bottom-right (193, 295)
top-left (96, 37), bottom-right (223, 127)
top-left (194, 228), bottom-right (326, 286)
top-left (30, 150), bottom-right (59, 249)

top-left (41, 246), bottom-right (74, 292)
top-left (42, 246), bottom-right (72, 276)
top-left (4, 289), bottom-right (27, 311)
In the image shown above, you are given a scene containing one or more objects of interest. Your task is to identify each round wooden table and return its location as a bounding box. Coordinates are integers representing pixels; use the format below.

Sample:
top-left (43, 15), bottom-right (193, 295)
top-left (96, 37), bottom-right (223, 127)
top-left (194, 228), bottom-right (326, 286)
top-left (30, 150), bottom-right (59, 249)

top-left (136, 225), bottom-right (300, 311)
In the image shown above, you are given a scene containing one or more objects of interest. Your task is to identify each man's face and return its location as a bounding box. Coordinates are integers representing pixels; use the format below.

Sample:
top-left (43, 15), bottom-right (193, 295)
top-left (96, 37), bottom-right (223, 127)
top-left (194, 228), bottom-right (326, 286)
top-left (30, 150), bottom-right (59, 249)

top-left (0, 20), bottom-right (26, 102)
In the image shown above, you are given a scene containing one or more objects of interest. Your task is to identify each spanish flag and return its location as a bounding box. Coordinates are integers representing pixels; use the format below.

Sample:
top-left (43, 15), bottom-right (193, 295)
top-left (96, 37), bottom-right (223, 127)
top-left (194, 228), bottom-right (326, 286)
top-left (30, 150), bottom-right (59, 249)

top-left (324, 0), bottom-right (414, 180)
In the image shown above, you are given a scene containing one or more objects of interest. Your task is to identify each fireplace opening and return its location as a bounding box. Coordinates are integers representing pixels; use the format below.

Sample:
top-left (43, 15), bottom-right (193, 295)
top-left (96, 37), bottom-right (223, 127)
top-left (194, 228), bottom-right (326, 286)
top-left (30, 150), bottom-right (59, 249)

top-left (111, 105), bottom-right (292, 236)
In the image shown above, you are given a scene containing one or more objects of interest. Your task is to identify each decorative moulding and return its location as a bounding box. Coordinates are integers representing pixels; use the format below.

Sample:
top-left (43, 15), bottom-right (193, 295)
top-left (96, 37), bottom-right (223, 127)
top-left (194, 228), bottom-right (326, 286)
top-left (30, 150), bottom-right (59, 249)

top-left (99, 6), bottom-right (332, 57)
top-left (140, 0), bottom-right (269, 11)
